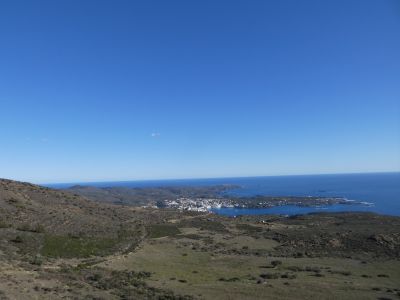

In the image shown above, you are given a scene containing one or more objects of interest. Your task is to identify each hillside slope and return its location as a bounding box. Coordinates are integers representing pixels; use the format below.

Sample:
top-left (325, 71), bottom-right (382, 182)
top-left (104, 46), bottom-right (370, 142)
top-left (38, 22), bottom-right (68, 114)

top-left (1, 179), bottom-right (400, 300)
top-left (0, 179), bottom-right (141, 236)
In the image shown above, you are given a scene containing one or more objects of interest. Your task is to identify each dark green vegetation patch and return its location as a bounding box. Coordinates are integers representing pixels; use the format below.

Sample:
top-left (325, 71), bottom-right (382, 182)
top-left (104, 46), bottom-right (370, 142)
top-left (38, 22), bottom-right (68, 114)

top-left (57, 266), bottom-right (194, 299)
top-left (178, 218), bottom-right (227, 233)
top-left (41, 235), bottom-right (116, 258)
top-left (147, 224), bottom-right (181, 238)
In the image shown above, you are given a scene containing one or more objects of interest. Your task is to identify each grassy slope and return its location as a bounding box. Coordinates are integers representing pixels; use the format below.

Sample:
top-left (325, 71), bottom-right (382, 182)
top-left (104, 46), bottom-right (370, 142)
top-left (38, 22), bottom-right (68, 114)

top-left (101, 221), bottom-right (400, 300)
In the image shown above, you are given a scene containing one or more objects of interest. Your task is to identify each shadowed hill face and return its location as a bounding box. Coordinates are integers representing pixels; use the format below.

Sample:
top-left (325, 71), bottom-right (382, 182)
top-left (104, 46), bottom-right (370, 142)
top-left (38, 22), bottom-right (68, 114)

top-left (0, 178), bottom-right (191, 262)
top-left (0, 179), bottom-right (142, 237)
top-left (0, 179), bottom-right (197, 261)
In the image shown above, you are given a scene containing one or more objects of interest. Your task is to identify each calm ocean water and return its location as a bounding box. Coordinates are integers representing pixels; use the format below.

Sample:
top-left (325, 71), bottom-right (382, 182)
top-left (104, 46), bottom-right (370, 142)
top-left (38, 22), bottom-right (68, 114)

top-left (46, 172), bottom-right (400, 216)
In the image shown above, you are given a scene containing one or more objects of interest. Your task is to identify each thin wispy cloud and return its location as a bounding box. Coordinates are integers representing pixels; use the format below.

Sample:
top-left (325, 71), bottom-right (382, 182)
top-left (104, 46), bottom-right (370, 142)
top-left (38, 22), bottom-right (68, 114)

top-left (151, 132), bottom-right (161, 138)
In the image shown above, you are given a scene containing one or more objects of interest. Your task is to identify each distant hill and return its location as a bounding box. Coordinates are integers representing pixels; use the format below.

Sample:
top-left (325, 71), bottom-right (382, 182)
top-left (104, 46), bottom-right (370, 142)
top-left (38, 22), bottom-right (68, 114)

top-left (66, 184), bottom-right (237, 206)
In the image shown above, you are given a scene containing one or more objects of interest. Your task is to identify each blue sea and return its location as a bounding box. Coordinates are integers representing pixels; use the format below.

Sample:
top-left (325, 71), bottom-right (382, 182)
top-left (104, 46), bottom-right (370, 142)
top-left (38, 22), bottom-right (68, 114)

top-left (46, 172), bottom-right (400, 217)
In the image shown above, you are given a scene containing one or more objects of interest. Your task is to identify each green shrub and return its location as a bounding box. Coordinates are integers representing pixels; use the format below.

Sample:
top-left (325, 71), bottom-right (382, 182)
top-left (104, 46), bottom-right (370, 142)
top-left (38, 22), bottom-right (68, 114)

top-left (281, 273), bottom-right (296, 279)
top-left (12, 235), bottom-right (23, 243)
top-left (236, 224), bottom-right (263, 235)
top-left (260, 273), bottom-right (280, 279)
top-left (17, 223), bottom-right (45, 233)
top-left (0, 221), bottom-right (10, 228)
top-left (271, 260), bottom-right (282, 267)
top-left (331, 270), bottom-right (351, 276)
top-left (30, 254), bottom-right (44, 266)
top-left (287, 266), bottom-right (303, 272)
top-left (218, 277), bottom-right (240, 282)
top-left (17, 224), bottom-right (31, 232)
top-left (33, 224), bottom-right (45, 233)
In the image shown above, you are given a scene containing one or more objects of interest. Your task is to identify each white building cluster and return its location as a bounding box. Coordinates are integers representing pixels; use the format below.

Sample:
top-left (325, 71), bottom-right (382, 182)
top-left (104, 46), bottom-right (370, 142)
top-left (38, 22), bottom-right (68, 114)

top-left (164, 197), bottom-right (235, 212)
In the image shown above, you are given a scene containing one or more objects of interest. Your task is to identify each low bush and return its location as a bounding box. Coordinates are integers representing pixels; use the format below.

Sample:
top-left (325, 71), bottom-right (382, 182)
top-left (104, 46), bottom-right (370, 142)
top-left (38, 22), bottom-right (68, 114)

top-left (260, 273), bottom-right (280, 279)
top-left (271, 260), bottom-right (282, 267)
top-left (11, 235), bottom-right (23, 243)
top-left (17, 223), bottom-right (45, 233)
top-left (30, 254), bottom-right (44, 266)
top-left (331, 270), bottom-right (351, 276)
top-left (281, 273), bottom-right (296, 279)
top-left (218, 277), bottom-right (240, 282)
top-left (0, 221), bottom-right (9, 228)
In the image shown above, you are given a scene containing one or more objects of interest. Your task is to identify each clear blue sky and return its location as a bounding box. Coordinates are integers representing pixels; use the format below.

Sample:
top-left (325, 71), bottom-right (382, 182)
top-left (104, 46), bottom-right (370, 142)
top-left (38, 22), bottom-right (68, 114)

top-left (0, 0), bottom-right (399, 183)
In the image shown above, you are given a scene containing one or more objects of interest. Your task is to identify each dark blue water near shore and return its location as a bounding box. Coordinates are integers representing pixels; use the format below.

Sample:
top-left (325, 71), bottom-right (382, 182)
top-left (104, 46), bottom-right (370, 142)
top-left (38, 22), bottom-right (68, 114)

top-left (46, 172), bottom-right (400, 216)
top-left (213, 172), bottom-right (400, 216)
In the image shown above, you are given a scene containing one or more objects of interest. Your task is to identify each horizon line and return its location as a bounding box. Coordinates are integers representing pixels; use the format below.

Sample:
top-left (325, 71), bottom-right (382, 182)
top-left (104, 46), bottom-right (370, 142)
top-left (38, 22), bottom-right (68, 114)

top-left (37, 170), bottom-right (400, 186)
